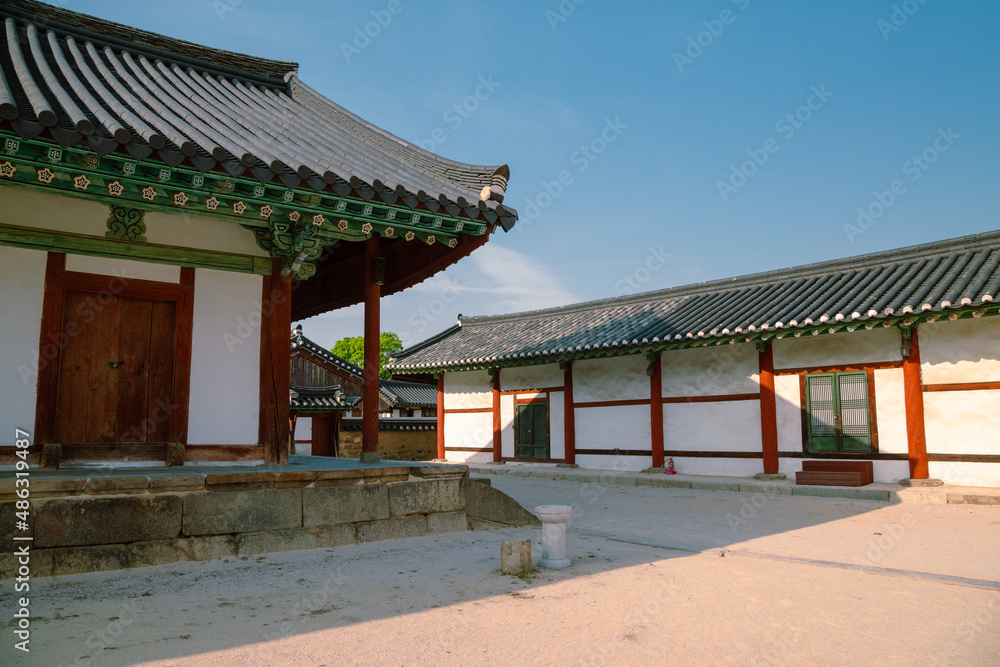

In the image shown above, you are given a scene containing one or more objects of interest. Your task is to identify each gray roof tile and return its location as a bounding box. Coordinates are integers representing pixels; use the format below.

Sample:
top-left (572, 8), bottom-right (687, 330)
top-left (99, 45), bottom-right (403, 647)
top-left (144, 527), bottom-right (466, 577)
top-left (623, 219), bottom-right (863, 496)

top-left (388, 230), bottom-right (1000, 372)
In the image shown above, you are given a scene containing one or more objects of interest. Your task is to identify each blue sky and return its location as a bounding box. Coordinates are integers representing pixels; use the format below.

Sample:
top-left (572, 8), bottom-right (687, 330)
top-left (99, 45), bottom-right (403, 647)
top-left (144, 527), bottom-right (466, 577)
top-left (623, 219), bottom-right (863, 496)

top-left (59, 0), bottom-right (1000, 348)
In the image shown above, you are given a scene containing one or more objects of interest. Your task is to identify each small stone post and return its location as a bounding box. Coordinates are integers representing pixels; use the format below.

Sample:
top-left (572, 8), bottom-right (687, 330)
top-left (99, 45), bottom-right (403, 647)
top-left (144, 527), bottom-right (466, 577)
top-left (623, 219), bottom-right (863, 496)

top-left (535, 505), bottom-right (572, 569)
top-left (501, 539), bottom-right (532, 575)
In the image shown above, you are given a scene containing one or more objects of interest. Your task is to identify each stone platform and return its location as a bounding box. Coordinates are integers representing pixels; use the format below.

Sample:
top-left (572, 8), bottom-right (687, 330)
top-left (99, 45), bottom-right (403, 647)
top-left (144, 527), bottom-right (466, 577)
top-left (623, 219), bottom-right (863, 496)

top-left (1, 456), bottom-right (469, 578)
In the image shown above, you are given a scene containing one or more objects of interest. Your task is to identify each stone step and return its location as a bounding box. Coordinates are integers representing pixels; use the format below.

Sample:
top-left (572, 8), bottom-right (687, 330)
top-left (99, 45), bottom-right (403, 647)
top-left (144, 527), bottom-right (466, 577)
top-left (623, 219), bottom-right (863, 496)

top-left (795, 471), bottom-right (866, 487)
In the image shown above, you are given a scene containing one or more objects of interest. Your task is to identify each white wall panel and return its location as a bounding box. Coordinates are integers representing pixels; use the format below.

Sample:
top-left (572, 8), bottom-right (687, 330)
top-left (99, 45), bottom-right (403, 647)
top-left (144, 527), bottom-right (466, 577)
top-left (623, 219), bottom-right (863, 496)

top-left (444, 370), bottom-right (492, 409)
top-left (924, 390), bottom-right (1000, 456)
top-left (773, 328), bottom-right (902, 370)
top-left (873, 368), bottom-right (907, 454)
top-left (662, 343), bottom-right (759, 397)
top-left (0, 246), bottom-right (46, 446)
top-left (575, 404), bottom-right (650, 451)
top-left (574, 355), bottom-right (649, 402)
top-left (502, 363), bottom-right (562, 390)
top-left (920, 318), bottom-right (1000, 384)
top-left (664, 400), bottom-right (761, 452)
top-left (187, 269), bottom-right (262, 445)
top-left (65, 255), bottom-right (180, 283)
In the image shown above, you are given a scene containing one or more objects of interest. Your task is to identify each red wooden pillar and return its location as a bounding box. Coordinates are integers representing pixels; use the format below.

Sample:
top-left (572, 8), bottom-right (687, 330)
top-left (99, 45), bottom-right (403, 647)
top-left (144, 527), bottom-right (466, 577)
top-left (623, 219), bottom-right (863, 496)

top-left (436, 375), bottom-right (446, 460)
top-left (361, 236), bottom-right (381, 463)
top-left (758, 342), bottom-right (779, 474)
top-left (563, 362), bottom-right (576, 465)
top-left (491, 369), bottom-right (502, 463)
top-left (259, 258), bottom-right (292, 464)
top-left (650, 353), bottom-right (664, 469)
top-left (903, 328), bottom-right (929, 479)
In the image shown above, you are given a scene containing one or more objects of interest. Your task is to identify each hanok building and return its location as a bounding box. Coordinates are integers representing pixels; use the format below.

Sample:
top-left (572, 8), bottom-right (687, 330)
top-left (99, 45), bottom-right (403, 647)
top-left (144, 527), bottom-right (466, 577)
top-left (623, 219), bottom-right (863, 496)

top-left (289, 325), bottom-right (437, 459)
top-left (387, 232), bottom-right (1000, 487)
top-left (0, 0), bottom-right (515, 468)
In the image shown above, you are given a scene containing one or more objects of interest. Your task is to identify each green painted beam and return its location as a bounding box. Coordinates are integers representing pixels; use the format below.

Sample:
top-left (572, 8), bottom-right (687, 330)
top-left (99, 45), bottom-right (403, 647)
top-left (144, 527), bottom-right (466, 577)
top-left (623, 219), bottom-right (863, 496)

top-left (0, 223), bottom-right (272, 275)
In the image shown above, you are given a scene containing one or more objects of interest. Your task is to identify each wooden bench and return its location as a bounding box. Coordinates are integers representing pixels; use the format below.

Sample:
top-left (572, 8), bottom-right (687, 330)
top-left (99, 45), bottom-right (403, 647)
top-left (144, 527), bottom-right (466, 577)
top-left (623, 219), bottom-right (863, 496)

top-left (795, 460), bottom-right (873, 487)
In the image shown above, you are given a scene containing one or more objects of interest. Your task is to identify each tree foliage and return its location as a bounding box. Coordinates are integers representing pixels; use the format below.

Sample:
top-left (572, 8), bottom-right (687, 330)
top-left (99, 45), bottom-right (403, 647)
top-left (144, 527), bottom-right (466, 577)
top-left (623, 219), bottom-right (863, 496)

top-left (331, 332), bottom-right (403, 379)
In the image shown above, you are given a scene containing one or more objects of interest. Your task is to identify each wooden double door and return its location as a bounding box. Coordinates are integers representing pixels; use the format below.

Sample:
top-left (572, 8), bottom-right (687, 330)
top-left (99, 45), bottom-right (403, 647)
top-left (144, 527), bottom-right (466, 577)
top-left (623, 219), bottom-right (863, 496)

top-left (36, 255), bottom-right (193, 447)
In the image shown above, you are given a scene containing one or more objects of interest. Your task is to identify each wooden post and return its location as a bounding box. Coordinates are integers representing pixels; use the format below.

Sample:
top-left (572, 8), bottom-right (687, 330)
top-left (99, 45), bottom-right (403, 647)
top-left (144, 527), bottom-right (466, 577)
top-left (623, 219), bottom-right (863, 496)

top-left (562, 362), bottom-right (575, 465)
top-left (903, 327), bottom-right (929, 479)
top-left (758, 342), bottom-right (779, 475)
top-left (650, 353), bottom-right (664, 469)
top-left (436, 375), bottom-right (446, 460)
top-left (361, 235), bottom-right (381, 463)
top-left (259, 259), bottom-right (292, 464)
top-left (491, 369), bottom-right (502, 463)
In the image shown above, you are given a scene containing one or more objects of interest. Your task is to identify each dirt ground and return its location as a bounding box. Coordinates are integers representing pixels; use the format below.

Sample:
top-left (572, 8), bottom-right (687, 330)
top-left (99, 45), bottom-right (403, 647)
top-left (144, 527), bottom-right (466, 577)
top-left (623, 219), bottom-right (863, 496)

top-left (4, 478), bottom-right (999, 666)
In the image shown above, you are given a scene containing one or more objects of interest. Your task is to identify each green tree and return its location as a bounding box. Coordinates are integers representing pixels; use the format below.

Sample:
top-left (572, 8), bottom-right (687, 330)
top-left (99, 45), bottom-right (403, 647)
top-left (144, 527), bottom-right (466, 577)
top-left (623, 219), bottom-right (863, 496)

top-left (331, 332), bottom-right (403, 379)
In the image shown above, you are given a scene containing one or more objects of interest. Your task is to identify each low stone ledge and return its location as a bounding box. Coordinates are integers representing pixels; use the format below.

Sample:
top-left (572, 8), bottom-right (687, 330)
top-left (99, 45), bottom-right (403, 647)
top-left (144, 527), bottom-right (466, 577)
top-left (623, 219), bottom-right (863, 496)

top-left (0, 500), bottom-right (33, 551)
top-left (29, 478), bottom-right (88, 498)
top-left (204, 471), bottom-right (277, 491)
top-left (738, 483), bottom-right (792, 496)
top-left (128, 539), bottom-right (181, 568)
top-left (274, 470), bottom-right (318, 488)
top-left (409, 465), bottom-right (469, 480)
top-left (314, 469), bottom-right (367, 486)
top-left (389, 478), bottom-right (464, 517)
top-left (176, 535), bottom-right (237, 561)
top-left (360, 466), bottom-right (411, 483)
top-left (692, 481), bottom-right (741, 492)
top-left (236, 524), bottom-right (356, 555)
top-left (948, 493), bottom-right (1000, 505)
top-left (85, 476), bottom-right (150, 495)
top-left (303, 484), bottom-right (389, 526)
top-left (428, 511), bottom-right (468, 534)
top-left (35, 495), bottom-right (182, 548)
top-left (636, 477), bottom-right (692, 489)
top-left (148, 473), bottom-right (206, 493)
top-left (182, 488), bottom-right (301, 536)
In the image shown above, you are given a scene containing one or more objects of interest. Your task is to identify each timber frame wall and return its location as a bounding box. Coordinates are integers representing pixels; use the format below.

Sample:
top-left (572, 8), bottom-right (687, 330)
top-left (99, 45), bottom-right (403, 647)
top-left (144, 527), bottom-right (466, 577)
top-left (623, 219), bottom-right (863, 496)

top-left (436, 319), bottom-right (1000, 484)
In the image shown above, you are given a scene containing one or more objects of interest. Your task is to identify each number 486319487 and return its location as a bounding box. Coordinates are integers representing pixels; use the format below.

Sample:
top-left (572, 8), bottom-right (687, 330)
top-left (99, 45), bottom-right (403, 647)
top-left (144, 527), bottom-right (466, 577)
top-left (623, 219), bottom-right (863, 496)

top-left (14, 429), bottom-right (31, 526)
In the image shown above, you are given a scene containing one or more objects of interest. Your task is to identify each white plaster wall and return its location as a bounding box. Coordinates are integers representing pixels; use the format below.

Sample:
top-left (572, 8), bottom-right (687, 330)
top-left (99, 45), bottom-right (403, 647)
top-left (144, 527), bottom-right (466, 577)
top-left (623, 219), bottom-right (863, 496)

top-left (774, 375), bottom-right (802, 453)
top-left (575, 454), bottom-right (651, 472)
top-left (772, 328), bottom-right (902, 369)
top-left (574, 355), bottom-right (649, 402)
top-left (293, 416), bottom-right (312, 456)
top-left (0, 189), bottom-right (268, 258)
top-left (661, 343), bottom-right (760, 397)
top-left (575, 405), bottom-right (650, 451)
top-left (443, 412), bottom-right (493, 453)
top-left (920, 318), bottom-right (1000, 384)
top-left (502, 363), bottom-right (562, 390)
top-left (0, 188), bottom-right (108, 237)
top-left (928, 461), bottom-right (1000, 487)
top-left (873, 368), bottom-right (908, 455)
top-left (924, 390), bottom-right (1000, 456)
top-left (65, 254), bottom-right (181, 283)
top-left (664, 400), bottom-right (761, 452)
top-left (670, 457), bottom-right (762, 477)
top-left (187, 269), bottom-right (262, 445)
top-left (0, 246), bottom-right (46, 446)
top-left (549, 392), bottom-right (566, 460)
top-left (443, 370), bottom-right (492, 409)
top-left (446, 450), bottom-right (493, 464)
top-left (500, 394), bottom-right (515, 458)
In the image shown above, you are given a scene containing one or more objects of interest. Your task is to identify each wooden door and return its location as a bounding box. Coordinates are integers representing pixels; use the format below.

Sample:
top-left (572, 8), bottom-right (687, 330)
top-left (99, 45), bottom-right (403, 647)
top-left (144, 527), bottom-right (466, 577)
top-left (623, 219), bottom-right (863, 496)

top-left (515, 402), bottom-right (549, 459)
top-left (53, 292), bottom-right (177, 443)
top-left (805, 372), bottom-right (872, 454)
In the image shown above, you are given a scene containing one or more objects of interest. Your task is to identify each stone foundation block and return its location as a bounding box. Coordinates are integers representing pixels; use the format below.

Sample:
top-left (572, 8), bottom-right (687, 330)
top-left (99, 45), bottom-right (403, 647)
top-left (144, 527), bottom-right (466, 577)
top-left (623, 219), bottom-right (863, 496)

top-left (176, 535), bottom-right (237, 561)
top-left (0, 500), bottom-right (33, 551)
top-left (274, 471), bottom-right (318, 488)
top-left (428, 511), bottom-right (468, 534)
top-left (127, 539), bottom-right (179, 568)
top-left (303, 484), bottom-right (389, 526)
top-left (236, 524), bottom-right (356, 555)
top-left (501, 539), bottom-right (532, 575)
top-left (314, 469), bottom-right (366, 486)
top-left (183, 488), bottom-right (301, 536)
top-left (85, 476), bottom-right (150, 495)
top-left (389, 479), bottom-right (463, 517)
top-left (636, 477), bottom-right (692, 489)
top-left (204, 471), bottom-right (277, 491)
top-left (31, 478), bottom-right (87, 498)
top-left (35, 495), bottom-right (182, 548)
top-left (50, 544), bottom-right (128, 576)
top-left (355, 516), bottom-right (428, 542)
top-left (148, 473), bottom-right (206, 493)
top-left (409, 465), bottom-right (469, 480)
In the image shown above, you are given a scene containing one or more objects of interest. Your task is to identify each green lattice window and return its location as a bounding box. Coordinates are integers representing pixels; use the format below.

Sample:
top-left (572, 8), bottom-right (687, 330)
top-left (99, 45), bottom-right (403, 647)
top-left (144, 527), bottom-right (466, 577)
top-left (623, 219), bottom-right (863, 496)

top-left (515, 402), bottom-right (549, 460)
top-left (805, 372), bottom-right (873, 454)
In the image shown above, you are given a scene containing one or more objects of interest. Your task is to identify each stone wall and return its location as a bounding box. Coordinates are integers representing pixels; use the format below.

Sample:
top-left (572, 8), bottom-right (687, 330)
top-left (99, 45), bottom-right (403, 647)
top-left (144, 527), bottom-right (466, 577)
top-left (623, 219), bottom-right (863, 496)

top-left (0, 465), bottom-right (467, 578)
top-left (338, 430), bottom-right (436, 461)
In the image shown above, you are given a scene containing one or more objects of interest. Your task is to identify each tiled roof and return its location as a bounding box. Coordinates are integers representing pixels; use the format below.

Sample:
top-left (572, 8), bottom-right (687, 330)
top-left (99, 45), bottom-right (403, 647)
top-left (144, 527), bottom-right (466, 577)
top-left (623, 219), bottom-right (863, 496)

top-left (387, 230), bottom-right (1000, 372)
top-left (340, 418), bottom-right (436, 432)
top-left (291, 327), bottom-right (364, 377)
top-left (379, 379), bottom-right (437, 408)
top-left (289, 385), bottom-right (356, 411)
top-left (0, 0), bottom-right (515, 227)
